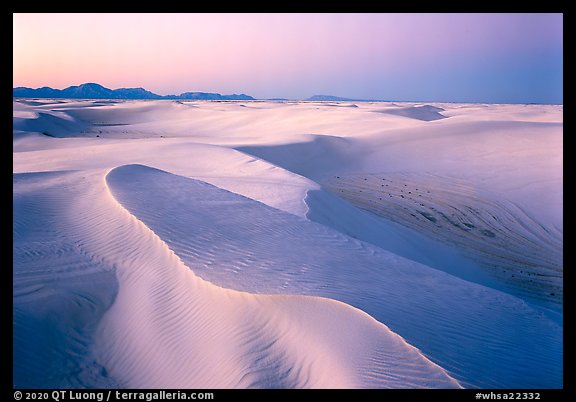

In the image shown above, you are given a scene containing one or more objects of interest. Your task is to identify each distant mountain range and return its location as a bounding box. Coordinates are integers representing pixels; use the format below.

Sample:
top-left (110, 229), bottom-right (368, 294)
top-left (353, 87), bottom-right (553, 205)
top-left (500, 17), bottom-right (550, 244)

top-left (12, 82), bottom-right (382, 102)
top-left (13, 83), bottom-right (255, 101)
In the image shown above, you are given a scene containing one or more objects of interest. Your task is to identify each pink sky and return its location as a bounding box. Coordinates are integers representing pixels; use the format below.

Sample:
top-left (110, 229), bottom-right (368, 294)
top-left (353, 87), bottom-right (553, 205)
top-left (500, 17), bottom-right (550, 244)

top-left (13, 13), bottom-right (562, 103)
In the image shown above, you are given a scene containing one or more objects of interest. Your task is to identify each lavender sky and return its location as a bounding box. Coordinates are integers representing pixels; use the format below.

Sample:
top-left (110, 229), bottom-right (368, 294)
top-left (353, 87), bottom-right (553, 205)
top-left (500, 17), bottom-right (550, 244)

top-left (13, 13), bottom-right (563, 103)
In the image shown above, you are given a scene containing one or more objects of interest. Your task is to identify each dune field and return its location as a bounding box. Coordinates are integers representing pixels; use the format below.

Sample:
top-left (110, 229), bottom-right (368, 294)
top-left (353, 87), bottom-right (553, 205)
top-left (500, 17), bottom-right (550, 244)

top-left (13, 99), bottom-right (563, 389)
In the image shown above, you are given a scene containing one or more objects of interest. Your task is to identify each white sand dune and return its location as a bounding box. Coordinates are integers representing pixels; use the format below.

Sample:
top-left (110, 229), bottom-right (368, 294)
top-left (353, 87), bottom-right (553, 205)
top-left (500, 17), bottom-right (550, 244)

top-left (234, 111), bottom-right (563, 310)
top-left (374, 104), bottom-right (448, 121)
top-left (104, 164), bottom-right (562, 388)
top-left (13, 99), bottom-right (562, 389)
top-left (13, 170), bottom-right (119, 388)
top-left (322, 172), bottom-right (562, 307)
top-left (14, 166), bottom-right (461, 388)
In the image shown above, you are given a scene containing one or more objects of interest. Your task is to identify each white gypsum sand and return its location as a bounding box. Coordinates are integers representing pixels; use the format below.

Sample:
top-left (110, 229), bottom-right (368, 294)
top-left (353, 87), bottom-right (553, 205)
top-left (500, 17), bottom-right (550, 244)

top-left (13, 99), bottom-right (562, 389)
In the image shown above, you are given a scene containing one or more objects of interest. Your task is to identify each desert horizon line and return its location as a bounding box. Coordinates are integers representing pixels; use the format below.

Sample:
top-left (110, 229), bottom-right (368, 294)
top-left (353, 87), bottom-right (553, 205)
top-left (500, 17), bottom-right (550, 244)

top-left (12, 82), bottom-right (563, 105)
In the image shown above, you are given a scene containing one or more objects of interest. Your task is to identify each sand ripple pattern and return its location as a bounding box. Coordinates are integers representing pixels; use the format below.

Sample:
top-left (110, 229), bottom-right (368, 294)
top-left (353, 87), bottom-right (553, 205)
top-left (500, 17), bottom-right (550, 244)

top-left (105, 164), bottom-right (561, 389)
top-left (14, 164), bottom-right (459, 388)
top-left (322, 173), bottom-right (563, 308)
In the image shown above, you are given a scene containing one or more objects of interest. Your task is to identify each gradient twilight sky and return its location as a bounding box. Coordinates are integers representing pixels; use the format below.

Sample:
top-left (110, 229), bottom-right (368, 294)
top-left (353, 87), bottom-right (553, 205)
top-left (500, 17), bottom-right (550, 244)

top-left (13, 13), bottom-right (563, 103)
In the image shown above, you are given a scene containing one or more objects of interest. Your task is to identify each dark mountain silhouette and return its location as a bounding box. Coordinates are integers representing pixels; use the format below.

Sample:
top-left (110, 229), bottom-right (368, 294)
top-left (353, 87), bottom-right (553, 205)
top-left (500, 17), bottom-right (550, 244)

top-left (12, 84), bottom-right (388, 102)
top-left (111, 87), bottom-right (161, 99)
top-left (13, 83), bottom-right (255, 101)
